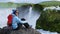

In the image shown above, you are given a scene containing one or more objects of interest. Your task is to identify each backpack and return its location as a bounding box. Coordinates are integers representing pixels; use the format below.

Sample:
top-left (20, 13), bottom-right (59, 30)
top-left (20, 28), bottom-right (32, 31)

top-left (7, 14), bottom-right (13, 26)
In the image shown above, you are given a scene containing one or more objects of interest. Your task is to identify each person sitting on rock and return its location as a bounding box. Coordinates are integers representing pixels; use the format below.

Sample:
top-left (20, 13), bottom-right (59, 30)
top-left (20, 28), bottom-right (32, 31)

top-left (12, 10), bottom-right (22, 30)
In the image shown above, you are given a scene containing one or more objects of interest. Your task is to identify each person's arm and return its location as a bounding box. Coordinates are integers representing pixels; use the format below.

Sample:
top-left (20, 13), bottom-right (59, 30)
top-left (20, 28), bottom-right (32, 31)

top-left (16, 17), bottom-right (22, 24)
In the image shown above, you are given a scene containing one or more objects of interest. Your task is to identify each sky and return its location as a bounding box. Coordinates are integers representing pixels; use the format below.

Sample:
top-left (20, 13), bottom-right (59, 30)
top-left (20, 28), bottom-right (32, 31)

top-left (0, 0), bottom-right (60, 3)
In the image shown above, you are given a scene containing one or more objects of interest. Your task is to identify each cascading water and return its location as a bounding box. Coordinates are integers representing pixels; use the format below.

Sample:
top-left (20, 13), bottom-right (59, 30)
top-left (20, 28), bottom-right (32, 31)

top-left (28, 7), bottom-right (32, 19)
top-left (27, 7), bottom-right (40, 29)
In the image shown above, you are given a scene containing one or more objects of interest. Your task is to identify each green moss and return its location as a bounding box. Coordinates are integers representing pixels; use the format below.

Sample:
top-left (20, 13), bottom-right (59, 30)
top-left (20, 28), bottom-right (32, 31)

top-left (36, 9), bottom-right (60, 32)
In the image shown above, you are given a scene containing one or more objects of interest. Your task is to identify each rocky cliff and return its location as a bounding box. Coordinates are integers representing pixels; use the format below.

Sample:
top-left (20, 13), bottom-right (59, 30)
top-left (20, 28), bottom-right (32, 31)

top-left (0, 27), bottom-right (41, 34)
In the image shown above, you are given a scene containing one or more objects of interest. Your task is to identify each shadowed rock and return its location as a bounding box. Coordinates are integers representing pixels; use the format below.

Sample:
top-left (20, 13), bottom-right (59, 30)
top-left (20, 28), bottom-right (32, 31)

top-left (0, 27), bottom-right (41, 34)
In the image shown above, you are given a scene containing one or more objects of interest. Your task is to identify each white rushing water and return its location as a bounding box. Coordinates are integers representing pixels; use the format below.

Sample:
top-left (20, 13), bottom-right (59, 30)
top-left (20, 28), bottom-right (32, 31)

top-left (37, 29), bottom-right (58, 34)
top-left (28, 7), bottom-right (32, 19)
top-left (27, 7), bottom-right (40, 29)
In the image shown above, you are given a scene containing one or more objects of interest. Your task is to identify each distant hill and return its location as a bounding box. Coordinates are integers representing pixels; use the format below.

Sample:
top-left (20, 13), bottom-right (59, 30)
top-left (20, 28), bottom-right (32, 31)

top-left (0, 2), bottom-right (32, 8)
top-left (39, 1), bottom-right (60, 7)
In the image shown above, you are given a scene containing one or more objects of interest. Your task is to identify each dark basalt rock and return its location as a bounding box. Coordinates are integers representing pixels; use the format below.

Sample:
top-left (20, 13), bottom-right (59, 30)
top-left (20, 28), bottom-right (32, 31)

top-left (0, 27), bottom-right (41, 34)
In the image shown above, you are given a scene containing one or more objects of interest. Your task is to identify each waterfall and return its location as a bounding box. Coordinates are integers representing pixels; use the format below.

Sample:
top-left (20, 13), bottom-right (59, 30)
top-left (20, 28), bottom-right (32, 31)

top-left (28, 7), bottom-right (32, 19)
top-left (27, 7), bottom-right (40, 29)
top-left (27, 7), bottom-right (33, 28)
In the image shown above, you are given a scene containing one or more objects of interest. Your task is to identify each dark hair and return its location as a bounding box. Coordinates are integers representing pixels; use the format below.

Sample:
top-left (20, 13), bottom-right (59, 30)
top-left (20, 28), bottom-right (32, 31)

top-left (12, 10), bottom-right (18, 15)
top-left (21, 18), bottom-right (26, 21)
